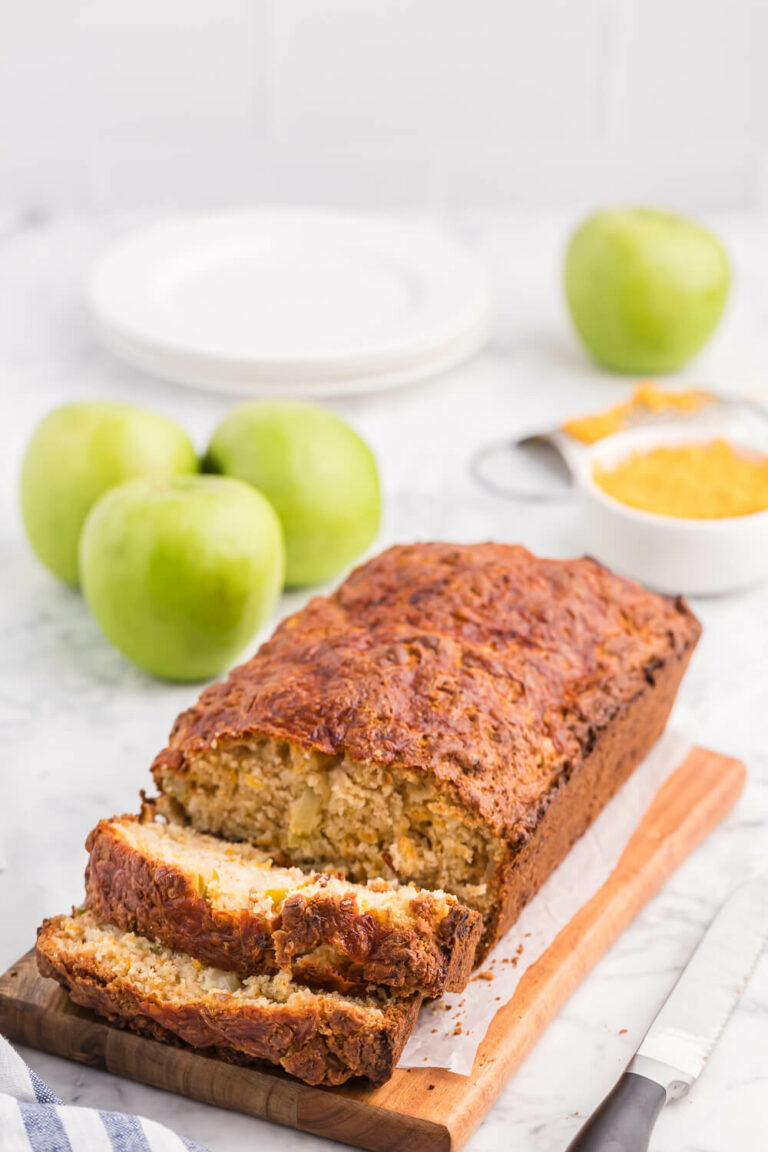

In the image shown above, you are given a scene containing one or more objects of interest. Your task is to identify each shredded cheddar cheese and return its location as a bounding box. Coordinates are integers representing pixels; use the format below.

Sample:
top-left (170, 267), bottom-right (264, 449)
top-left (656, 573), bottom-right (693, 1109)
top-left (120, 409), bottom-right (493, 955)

top-left (593, 439), bottom-right (768, 519)
top-left (564, 381), bottom-right (711, 445)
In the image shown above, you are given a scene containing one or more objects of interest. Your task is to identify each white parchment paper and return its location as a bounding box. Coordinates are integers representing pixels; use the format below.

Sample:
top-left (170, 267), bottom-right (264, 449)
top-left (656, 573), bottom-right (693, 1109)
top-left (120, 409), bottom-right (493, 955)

top-left (398, 728), bottom-right (691, 1074)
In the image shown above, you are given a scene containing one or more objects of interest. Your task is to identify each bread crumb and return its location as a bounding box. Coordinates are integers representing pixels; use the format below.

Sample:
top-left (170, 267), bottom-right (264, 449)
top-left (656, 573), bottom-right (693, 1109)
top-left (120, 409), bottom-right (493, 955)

top-left (453, 1024), bottom-right (463, 1036)
top-left (473, 970), bottom-right (495, 982)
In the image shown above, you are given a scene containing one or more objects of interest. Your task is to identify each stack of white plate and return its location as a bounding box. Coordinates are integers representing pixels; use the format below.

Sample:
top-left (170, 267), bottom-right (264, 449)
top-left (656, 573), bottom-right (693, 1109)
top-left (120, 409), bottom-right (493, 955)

top-left (89, 210), bottom-right (492, 397)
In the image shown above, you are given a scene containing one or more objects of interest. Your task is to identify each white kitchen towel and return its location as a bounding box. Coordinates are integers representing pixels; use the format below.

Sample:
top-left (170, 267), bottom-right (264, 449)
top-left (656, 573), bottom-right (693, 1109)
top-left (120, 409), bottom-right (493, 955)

top-left (0, 1034), bottom-right (208, 1152)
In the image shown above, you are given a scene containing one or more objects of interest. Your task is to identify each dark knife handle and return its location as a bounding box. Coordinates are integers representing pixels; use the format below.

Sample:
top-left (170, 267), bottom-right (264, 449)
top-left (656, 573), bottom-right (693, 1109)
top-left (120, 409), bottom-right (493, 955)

top-left (565, 1072), bottom-right (667, 1152)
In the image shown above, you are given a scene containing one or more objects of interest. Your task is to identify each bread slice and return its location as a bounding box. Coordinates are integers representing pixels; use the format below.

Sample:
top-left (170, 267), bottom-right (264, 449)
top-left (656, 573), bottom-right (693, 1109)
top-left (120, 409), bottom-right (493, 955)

top-left (150, 543), bottom-right (701, 957)
top-left (85, 815), bottom-right (482, 996)
top-left (36, 911), bottom-right (421, 1087)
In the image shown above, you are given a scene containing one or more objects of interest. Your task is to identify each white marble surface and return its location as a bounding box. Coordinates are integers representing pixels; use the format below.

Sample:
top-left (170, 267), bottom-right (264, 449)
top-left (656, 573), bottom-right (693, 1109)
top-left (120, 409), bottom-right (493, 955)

top-left (0, 210), bottom-right (767, 1151)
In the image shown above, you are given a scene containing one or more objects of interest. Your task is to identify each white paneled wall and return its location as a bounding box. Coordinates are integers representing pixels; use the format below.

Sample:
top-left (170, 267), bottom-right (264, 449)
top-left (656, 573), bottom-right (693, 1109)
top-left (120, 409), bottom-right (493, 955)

top-left (0, 0), bottom-right (762, 211)
top-left (272, 1), bottom-right (607, 142)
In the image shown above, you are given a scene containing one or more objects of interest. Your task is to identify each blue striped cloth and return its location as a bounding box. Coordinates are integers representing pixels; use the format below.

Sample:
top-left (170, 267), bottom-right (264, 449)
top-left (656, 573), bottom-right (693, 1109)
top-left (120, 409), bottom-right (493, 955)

top-left (0, 1035), bottom-right (208, 1152)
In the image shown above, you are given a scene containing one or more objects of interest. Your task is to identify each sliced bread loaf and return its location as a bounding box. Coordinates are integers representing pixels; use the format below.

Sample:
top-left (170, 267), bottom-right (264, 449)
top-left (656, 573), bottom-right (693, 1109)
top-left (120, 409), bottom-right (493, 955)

top-left (36, 910), bottom-right (421, 1087)
top-left (150, 543), bottom-right (701, 956)
top-left (85, 815), bottom-right (482, 996)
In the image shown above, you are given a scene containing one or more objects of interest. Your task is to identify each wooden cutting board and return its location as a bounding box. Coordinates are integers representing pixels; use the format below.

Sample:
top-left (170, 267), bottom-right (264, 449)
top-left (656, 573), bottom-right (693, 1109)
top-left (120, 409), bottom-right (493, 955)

top-left (0, 747), bottom-right (744, 1152)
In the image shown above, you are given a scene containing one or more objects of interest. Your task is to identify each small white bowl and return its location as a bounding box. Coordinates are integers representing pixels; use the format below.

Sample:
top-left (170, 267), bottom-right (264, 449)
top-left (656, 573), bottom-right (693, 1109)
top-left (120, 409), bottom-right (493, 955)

top-left (574, 425), bottom-right (768, 596)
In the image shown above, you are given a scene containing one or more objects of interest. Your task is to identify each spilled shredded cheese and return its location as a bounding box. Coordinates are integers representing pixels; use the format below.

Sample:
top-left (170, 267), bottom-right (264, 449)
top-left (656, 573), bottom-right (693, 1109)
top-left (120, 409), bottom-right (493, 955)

top-left (564, 381), bottom-right (711, 445)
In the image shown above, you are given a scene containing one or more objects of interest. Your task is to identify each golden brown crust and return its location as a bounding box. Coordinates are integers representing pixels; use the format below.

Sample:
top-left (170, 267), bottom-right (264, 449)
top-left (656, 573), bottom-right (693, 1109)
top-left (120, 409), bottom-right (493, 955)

top-left (274, 891), bottom-right (480, 996)
top-left (84, 817), bottom-right (482, 996)
top-left (36, 915), bottom-right (420, 1087)
top-left (476, 636), bottom-right (697, 953)
top-left (152, 543), bottom-right (701, 840)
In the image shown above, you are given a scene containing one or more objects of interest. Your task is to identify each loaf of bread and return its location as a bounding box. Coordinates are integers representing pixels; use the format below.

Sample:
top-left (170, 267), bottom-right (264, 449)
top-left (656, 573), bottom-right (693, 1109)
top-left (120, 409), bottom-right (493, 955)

top-left (36, 911), bottom-right (421, 1086)
top-left (85, 815), bottom-right (482, 996)
top-left (151, 543), bottom-right (701, 956)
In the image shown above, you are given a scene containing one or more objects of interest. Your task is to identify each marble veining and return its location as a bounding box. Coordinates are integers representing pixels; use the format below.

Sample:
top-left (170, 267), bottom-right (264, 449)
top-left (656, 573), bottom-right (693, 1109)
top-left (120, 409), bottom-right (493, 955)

top-left (0, 211), bottom-right (766, 1151)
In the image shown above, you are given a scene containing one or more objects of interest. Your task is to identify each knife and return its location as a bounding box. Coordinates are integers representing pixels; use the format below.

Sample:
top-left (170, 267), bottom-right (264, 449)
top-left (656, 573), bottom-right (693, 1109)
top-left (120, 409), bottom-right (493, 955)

top-left (566, 874), bottom-right (768, 1151)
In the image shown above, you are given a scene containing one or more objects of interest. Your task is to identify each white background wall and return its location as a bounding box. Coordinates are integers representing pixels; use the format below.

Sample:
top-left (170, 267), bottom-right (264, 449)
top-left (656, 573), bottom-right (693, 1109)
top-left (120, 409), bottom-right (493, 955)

top-left (0, 0), bottom-right (764, 213)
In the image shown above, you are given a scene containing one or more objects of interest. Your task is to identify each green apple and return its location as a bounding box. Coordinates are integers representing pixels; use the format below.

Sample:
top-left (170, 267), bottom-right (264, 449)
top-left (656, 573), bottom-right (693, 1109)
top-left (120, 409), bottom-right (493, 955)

top-left (80, 475), bottom-right (284, 681)
top-left (20, 401), bottom-right (198, 586)
top-left (564, 208), bottom-right (729, 374)
top-left (205, 400), bottom-right (381, 587)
